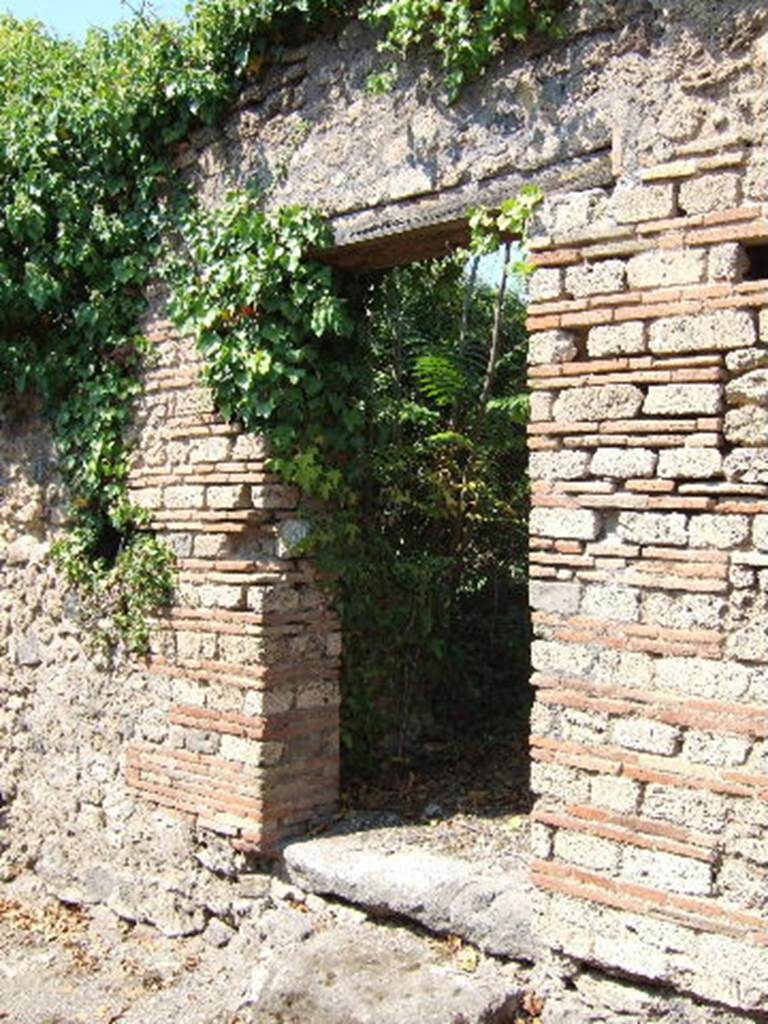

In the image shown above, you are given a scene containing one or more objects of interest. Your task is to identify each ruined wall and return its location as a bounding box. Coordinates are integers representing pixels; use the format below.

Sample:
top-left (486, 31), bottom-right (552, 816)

top-left (2, 1), bottom-right (768, 1015)
top-left (526, 168), bottom-right (768, 1016)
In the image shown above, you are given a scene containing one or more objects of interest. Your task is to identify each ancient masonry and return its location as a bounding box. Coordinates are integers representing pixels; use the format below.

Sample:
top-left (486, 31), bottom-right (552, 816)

top-left (527, 151), bottom-right (768, 1013)
top-left (3, 2), bottom-right (768, 1019)
top-left (125, 328), bottom-right (341, 856)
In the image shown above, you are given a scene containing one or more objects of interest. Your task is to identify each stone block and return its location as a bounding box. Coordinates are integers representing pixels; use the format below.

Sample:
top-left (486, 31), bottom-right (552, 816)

top-left (627, 249), bottom-right (705, 289)
top-left (610, 184), bottom-right (675, 224)
top-left (590, 446), bottom-right (657, 478)
top-left (587, 321), bottom-right (646, 358)
top-left (528, 329), bottom-right (578, 365)
top-left (642, 591), bottom-right (726, 630)
top-left (529, 580), bottom-right (582, 615)
top-left (760, 309), bottom-right (768, 343)
top-left (531, 639), bottom-right (595, 677)
top-left (581, 583), bottom-right (639, 622)
top-left (206, 484), bottom-right (251, 509)
top-left (529, 449), bottom-right (591, 481)
top-left (649, 310), bottom-right (756, 354)
top-left (727, 369), bottom-right (768, 406)
top-left (655, 656), bottom-right (750, 701)
top-left (529, 392), bottom-right (553, 422)
top-left (621, 847), bottom-right (713, 896)
top-left (566, 259), bottom-right (626, 297)
top-left (723, 448), bottom-right (768, 483)
top-left (725, 347), bottom-right (768, 373)
top-left (679, 172), bottom-right (740, 215)
top-left (724, 403), bottom-right (768, 444)
top-left (14, 630), bottom-right (43, 667)
top-left (642, 784), bottom-right (729, 835)
top-left (657, 448), bottom-right (723, 479)
top-left (643, 383), bottom-right (722, 416)
top-left (553, 384), bottom-right (643, 422)
top-left (529, 267), bottom-right (564, 301)
top-left (530, 507), bottom-right (602, 541)
top-left (232, 434), bottom-right (269, 461)
top-left (530, 761), bottom-right (591, 803)
top-left (197, 583), bottom-right (245, 610)
top-left (545, 189), bottom-right (611, 237)
top-left (683, 730), bottom-right (750, 767)
top-left (220, 735), bottom-right (283, 766)
top-left (590, 776), bottom-right (641, 814)
top-left (752, 515), bottom-right (768, 550)
top-left (618, 511), bottom-right (688, 546)
top-left (709, 242), bottom-right (748, 282)
top-left (188, 436), bottom-right (233, 463)
top-left (165, 484), bottom-right (206, 509)
top-left (689, 513), bottom-right (749, 549)
top-left (612, 717), bottom-right (679, 755)
top-left (553, 831), bottom-right (619, 872)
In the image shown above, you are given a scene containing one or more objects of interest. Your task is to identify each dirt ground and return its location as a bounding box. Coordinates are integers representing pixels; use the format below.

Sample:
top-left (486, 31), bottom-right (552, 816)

top-left (0, 740), bottom-right (537, 1024)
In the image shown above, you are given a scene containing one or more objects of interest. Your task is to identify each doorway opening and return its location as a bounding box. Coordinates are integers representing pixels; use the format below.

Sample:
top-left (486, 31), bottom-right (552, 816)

top-left (332, 241), bottom-right (533, 832)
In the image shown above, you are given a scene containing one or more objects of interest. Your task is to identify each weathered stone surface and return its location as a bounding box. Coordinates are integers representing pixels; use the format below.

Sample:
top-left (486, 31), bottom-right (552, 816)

top-left (612, 718), bottom-right (679, 756)
top-left (649, 311), bottom-right (756, 354)
top-left (726, 368), bottom-right (768, 405)
top-left (14, 631), bottom-right (43, 667)
top-left (529, 267), bottom-right (563, 301)
top-left (724, 447), bottom-right (768, 482)
top-left (590, 446), bottom-right (656, 479)
top-left (587, 321), bottom-right (645, 358)
top-left (642, 591), bottom-right (725, 630)
top-left (621, 847), bottom-right (712, 896)
top-left (283, 835), bottom-right (535, 960)
top-left (657, 448), bottom-right (723, 479)
top-left (643, 384), bottom-right (722, 416)
top-left (581, 583), bottom-right (639, 623)
top-left (553, 831), bottom-right (619, 872)
top-left (530, 581), bottom-right (582, 615)
top-left (724, 405), bottom-right (768, 446)
top-left (679, 173), bottom-right (741, 216)
top-left (617, 511), bottom-right (688, 547)
top-left (627, 250), bottom-right (705, 289)
top-left (725, 347), bottom-right (768, 374)
top-left (553, 385), bottom-right (643, 423)
top-left (566, 260), bottom-right (626, 298)
top-left (610, 184), bottom-right (675, 224)
top-left (683, 730), bottom-right (750, 767)
top-left (689, 514), bottom-right (749, 550)
top-left (529, 450), bottom-right (590, 481)
top-left (654, 657), bottom-right (750, 701)
top-left (530, 507), bottom-right (602, 541)
top-left (529, 330), bottom-right (578, 366)
top-left (243, 920), bottom-right (523, 1024)
top-left (708, 242), bottom-right (748, 282)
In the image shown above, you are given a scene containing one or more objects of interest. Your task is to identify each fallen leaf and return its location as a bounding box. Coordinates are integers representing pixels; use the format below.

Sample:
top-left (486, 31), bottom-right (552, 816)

top-left (456, 946), bottom-right (479, 973)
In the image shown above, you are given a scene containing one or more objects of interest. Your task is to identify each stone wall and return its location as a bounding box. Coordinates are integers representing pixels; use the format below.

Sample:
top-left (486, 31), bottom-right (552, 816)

top-left (124, 305), bottom-right (340, 857)
top-left (526, 137), bottom-right (768, 1016)
top-left (2, 0), bottom-right (768, 1015)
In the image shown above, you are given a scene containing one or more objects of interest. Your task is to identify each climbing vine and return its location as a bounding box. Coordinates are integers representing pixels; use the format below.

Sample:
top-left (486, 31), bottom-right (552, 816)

top-left (169, 185), bottom-right (541, 766)
top-left (0, 0), bottom-right (556, 653)
top-left (364, 0), bottom-right (564, 99)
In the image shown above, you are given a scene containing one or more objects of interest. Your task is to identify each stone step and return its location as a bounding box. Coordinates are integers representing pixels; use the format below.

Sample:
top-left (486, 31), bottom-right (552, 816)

top-left (241, 914), bottom-right (526, 1024)
top-left (282, 831), bottom-right (535, 962)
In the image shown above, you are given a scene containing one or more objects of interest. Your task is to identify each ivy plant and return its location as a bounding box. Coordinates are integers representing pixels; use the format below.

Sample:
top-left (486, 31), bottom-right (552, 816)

top-left (0, 0), bottom-right (555, 655)
top-left (168, 186), bottom-right (541, 767)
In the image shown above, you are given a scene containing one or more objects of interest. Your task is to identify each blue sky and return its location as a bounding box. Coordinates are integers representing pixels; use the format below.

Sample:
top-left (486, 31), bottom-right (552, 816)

top-left (2, 0), bottom-right (189, 38)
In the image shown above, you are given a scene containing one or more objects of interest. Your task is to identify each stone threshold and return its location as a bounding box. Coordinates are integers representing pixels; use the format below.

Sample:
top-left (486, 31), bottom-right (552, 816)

top-left (281, 827), bottom-right (535, 962)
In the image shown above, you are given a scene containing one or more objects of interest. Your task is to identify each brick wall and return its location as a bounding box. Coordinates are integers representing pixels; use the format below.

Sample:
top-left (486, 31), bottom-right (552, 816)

top-left (527, 139), bottom-right (768, 1014)
top-left (125, 312), bottom-right (341, 855)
